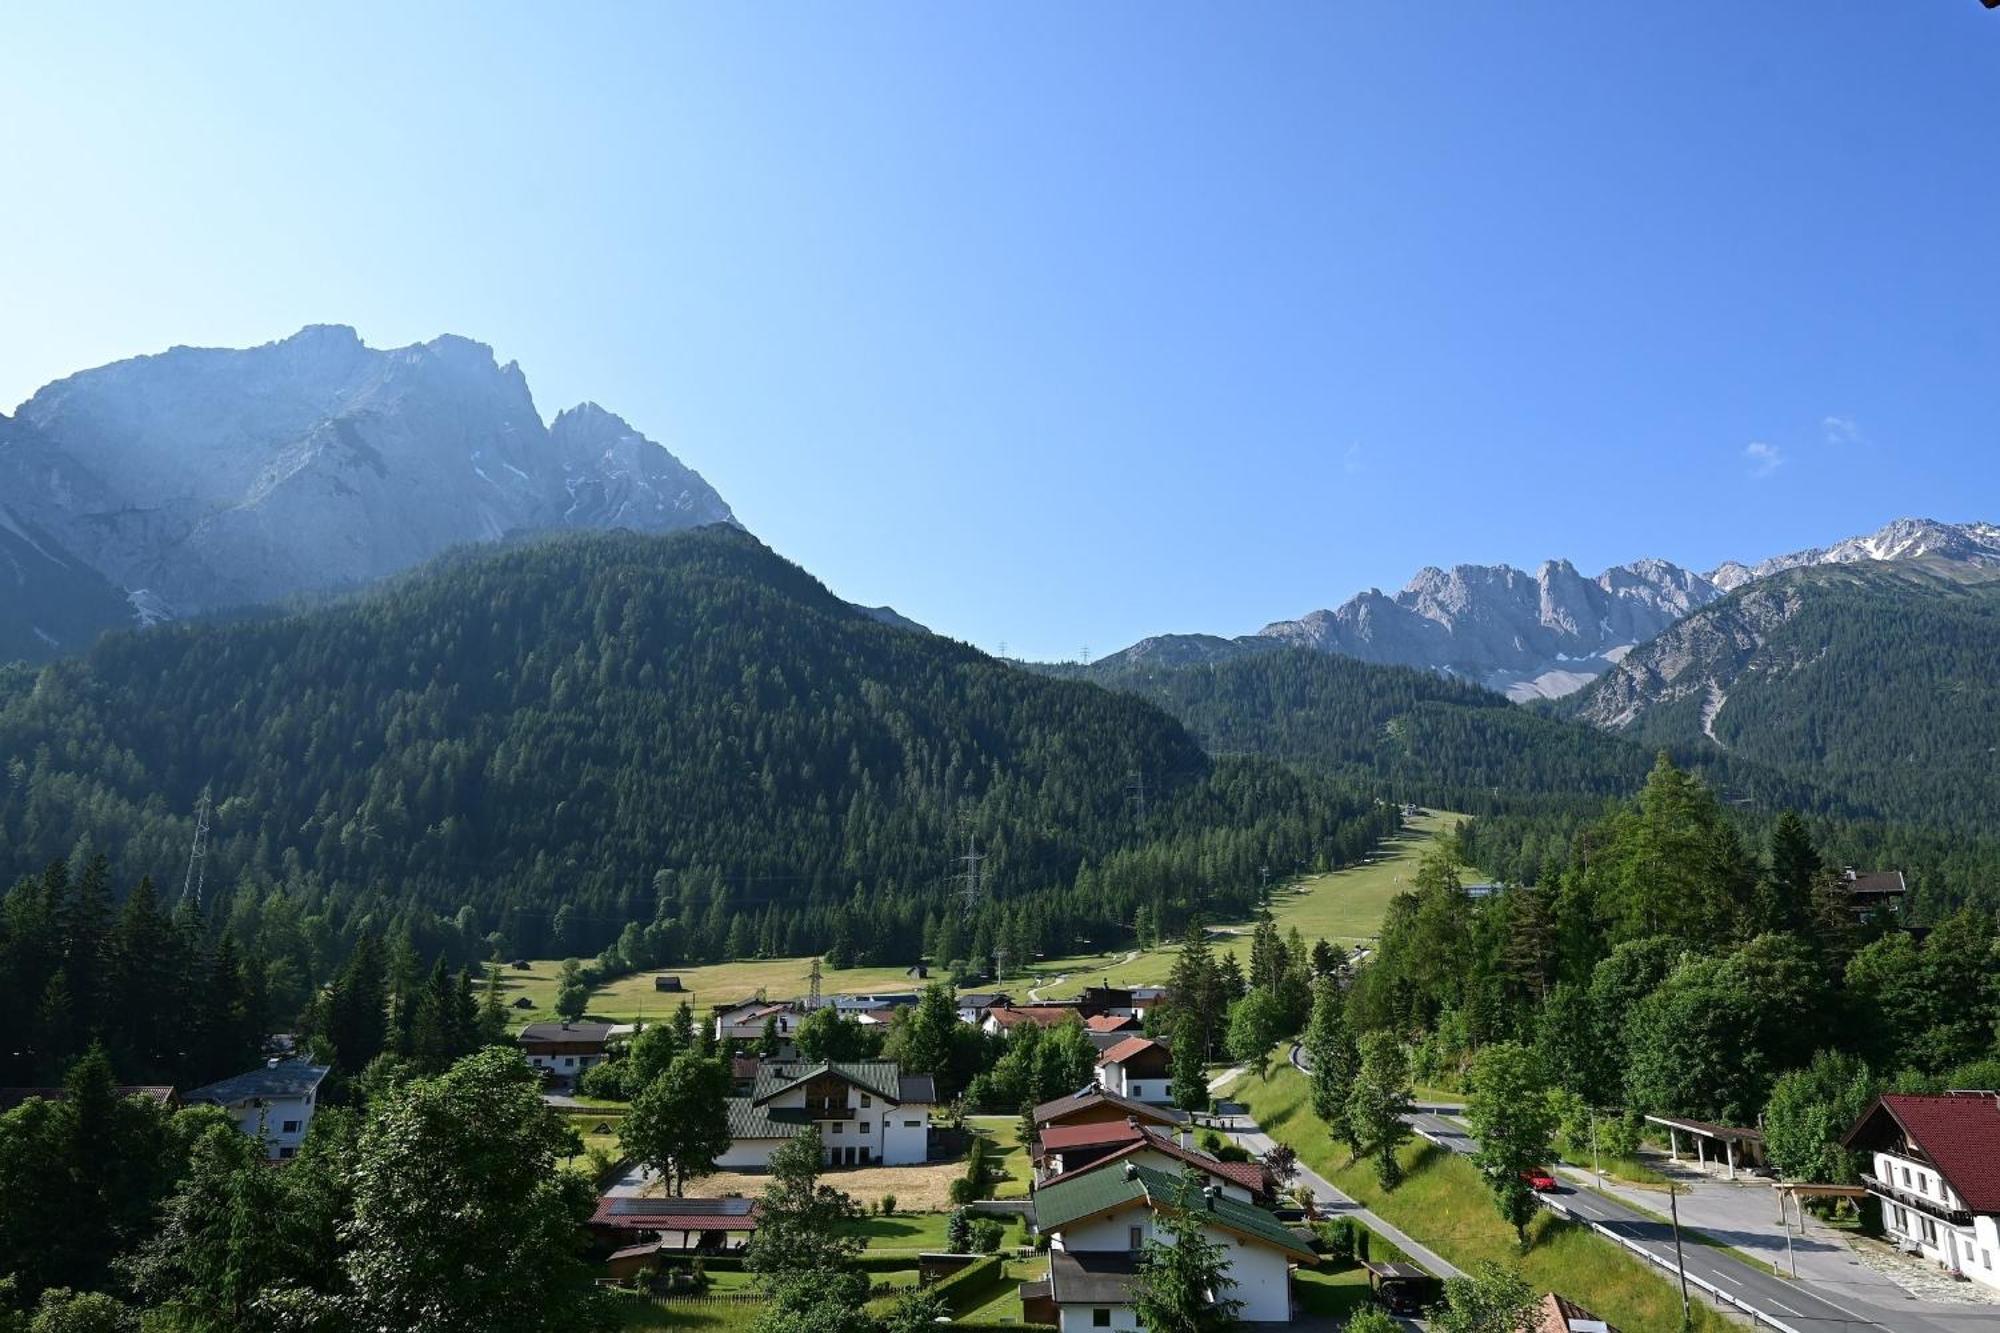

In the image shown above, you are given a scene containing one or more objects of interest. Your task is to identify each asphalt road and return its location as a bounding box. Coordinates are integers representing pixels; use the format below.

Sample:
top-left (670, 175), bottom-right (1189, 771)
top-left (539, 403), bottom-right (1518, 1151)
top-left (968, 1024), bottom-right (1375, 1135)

top-left (1289, 1046), bottom-right (2000, 1333)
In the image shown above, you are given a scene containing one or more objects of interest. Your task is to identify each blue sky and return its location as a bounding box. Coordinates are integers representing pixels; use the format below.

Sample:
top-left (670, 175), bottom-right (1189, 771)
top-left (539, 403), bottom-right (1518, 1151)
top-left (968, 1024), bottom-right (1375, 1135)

top-left (2, 4), bottom-right (1996, 659)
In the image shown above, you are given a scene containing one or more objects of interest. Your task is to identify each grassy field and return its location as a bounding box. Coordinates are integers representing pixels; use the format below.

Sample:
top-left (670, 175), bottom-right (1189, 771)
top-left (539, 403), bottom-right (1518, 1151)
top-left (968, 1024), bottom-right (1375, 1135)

top-left (515, 810), bottom-right (1457, 1024)
top-left (495, 955), bottom-right (931, 1030)
top-left (1028, 810), bottom-right (1461, 1000)
top-left (969, 1114), bottom-right (1033, 1200)
top-left (1235, 1065), bottom-right (1734, 1333)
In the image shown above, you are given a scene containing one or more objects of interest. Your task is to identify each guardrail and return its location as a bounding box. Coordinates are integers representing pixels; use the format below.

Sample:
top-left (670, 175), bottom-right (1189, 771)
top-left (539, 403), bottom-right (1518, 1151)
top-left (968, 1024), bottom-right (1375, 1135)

top-left (1407, 1118), bottom-right (1815, 1333)
top-left (1537, 1193), bottom-right (1804, 1333)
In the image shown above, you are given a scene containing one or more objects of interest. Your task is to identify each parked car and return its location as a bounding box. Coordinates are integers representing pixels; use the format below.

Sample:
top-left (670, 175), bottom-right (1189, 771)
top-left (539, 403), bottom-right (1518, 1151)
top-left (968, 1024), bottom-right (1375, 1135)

top-left (1521, 1166), bottom-right (1559, 1192)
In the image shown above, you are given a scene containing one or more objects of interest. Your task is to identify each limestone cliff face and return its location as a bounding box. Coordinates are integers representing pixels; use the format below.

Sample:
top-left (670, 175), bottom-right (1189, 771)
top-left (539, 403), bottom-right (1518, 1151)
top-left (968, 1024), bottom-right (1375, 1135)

top-left (0, 326), bottom-right (735, 659)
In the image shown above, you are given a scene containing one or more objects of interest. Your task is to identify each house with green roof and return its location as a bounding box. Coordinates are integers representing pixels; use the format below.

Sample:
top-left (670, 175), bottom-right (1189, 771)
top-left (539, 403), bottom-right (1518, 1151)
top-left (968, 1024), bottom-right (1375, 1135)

top-left (1027, 1160), bottom-right (1315, 1327)
top-left (716, 1059), bottom-right (936, 1169)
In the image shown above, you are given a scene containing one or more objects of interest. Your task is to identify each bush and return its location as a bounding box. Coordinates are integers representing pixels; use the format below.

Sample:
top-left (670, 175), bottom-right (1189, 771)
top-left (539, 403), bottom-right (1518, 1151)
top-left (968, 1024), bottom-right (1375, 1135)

top-left (1343, 1308), bottom-right (1402, 1333)
top-left (946, 1207), bottom-right (973, 1252)
top-left (1317, 1217), bottom-right (1359, 1262)
top-left (578, 1060), bottom-right (630, 1100)
top-left (970, 1217), bottom-right (1005, 1254)
top-left (879, 1192), bottom-right (898, 1216)
top-left (927, 1254), bottom-right (1005, 1315)
top-left (948, 1177), bottom-right (977, 1206)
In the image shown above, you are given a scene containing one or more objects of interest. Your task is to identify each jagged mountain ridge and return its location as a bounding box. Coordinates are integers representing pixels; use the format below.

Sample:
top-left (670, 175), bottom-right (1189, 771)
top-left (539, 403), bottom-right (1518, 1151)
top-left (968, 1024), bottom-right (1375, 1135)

top-left (1565, 561), bottom-right (2000, 835)
top-left (0, 325), bottom-right (734, 661)
top-left (1094, 517), bottom-right (1998, 702)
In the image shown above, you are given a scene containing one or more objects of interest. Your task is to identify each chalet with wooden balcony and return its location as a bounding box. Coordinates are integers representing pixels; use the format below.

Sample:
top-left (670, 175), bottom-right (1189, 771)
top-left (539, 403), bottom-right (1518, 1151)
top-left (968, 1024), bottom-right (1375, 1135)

top-left (1843, 1091), bottom-right (2000, 1289)
top-left (717, 1060), bottom-right (935, 1170)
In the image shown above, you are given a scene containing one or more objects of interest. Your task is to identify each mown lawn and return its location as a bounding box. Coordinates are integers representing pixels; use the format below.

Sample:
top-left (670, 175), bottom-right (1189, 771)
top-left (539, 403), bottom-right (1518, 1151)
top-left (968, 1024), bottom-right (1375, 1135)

top-left (501, 956), bottom-right (931, 1031)
top-left (1236, 1065), bottom-right (1734, 1333)
top-left (968, 1114), bottom-right (1033, 1199)
top-left (1030, 811), bottom-right (1461, 1000)
top-left (836, 1210), bottom-right (954, 1254)
top-left (1292, 1261), bottom-right (1373, 1320)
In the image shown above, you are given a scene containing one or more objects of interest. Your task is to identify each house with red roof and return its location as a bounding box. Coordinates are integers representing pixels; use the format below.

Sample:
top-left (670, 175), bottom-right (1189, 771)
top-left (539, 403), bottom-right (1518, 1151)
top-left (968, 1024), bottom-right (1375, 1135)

top-left (1095, 1036), bottom-right (1173, 1105)
top-left (1036, 1117), bottom-right (1272, 1203)
top-left (1843, 1090), bottom-right (2000, 1288)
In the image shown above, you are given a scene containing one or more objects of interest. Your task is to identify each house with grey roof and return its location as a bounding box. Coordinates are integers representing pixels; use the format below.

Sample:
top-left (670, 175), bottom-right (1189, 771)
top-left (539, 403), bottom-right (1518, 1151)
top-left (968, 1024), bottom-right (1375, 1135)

top-left (183, 1058), bottom-right (330, 1161)
top-left (717, 1059), bottom-right (935, 1169)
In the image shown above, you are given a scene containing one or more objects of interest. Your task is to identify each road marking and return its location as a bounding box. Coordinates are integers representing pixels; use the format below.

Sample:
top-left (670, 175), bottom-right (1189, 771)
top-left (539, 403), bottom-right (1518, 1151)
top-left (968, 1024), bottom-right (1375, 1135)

top-left (1770, 1302), bottom-right (1803, 1317)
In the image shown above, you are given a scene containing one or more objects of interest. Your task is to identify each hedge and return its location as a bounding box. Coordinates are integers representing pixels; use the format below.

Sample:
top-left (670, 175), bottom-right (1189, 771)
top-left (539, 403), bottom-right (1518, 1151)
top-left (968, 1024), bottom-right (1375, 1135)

top-left (929, 1254), bottom-right (1005, 1314)
top-left (949, 1324), bottom-right (1058, 1333)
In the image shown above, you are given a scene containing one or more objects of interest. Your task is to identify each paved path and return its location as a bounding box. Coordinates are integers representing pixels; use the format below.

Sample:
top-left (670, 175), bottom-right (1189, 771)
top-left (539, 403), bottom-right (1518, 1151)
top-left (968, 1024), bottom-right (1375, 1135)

top-left (1025, 949), bottom-right (1140, 1003)
top-left (603, 1161), bottom-right (657, 1198)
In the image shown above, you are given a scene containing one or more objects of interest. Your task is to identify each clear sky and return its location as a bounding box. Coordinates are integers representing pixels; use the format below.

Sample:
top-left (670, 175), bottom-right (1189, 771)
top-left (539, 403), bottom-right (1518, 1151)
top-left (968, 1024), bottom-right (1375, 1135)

top-left (3, 4), bottom-right (1996, 659)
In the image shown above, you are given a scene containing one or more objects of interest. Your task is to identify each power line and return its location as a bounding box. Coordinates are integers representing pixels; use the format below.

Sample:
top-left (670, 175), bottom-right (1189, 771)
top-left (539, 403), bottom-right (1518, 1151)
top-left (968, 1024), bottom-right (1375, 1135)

top-left (181, 789), bottom-right (212, 910)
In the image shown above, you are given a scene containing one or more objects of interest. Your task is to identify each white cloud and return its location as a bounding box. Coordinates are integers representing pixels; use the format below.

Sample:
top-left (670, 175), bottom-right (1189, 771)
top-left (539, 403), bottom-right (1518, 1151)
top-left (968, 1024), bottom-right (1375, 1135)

top-left (1744, 441), bottom-right (1783, 478)
top-left (1822, 415), bottom-right (1863, 445)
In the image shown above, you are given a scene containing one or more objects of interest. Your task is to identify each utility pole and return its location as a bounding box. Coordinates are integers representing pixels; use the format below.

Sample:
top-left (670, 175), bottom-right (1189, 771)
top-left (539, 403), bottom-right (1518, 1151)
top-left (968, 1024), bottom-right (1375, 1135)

top-left (808, 957), bottom-right (823, 1011)
top-left (181, 788), bottom-right (212, 910)
top-left (1591, 1112), bottom-right (1603, 1188)
top-left (1781, 1189), bottom-right (1798, 1279)
top-left (1668, 1184), bottom-right (1691, 1330)
top-left (995, 944), bottom-right (1010, 983)
top-left (1128, 769), bottom-right (1148, 824)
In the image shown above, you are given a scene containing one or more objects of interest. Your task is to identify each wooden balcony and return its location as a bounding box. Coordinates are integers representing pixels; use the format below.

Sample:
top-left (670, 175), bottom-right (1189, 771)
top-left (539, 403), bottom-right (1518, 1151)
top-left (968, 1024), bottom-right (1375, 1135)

top-left (1861, 1174), bottom-right (1972, 1228)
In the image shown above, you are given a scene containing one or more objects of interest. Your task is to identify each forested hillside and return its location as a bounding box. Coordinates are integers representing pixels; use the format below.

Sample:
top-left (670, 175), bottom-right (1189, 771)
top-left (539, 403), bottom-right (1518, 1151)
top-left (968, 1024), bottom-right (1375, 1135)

top-left (1065, 639), bottom-right (2000, 916)
top-left (0, 527), bottom-right (1394, 975)
top-left (1570, 563), bottom-right (2000, 836)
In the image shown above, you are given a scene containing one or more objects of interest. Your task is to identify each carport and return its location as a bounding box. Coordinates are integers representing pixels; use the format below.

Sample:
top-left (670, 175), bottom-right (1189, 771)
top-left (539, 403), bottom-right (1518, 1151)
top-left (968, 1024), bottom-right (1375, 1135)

top-left (1644, 1114), bottom-right (1766, 1181)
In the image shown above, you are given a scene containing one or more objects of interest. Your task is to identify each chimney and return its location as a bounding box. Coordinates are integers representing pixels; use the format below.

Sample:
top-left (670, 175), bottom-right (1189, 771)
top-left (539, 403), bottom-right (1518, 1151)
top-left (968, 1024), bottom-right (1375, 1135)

top-left (1203, 1184), bottom-right (1218, 1211)
top-left (1126, 1116), bottom-right (1139, 1130)
top-left (1122, 1162), bottom-right (1139, 1181)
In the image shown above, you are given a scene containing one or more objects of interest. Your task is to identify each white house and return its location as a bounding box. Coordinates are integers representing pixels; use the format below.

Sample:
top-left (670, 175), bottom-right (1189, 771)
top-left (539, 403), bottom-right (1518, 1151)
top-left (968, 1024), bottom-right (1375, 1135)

top-left (1844, 1091), bottom-right (2000, 1290)
top-left (517, 1021), bottom-right (614, 1082)
top-left (1026, 1161), bottom-right (1315, 1328)
top-left (717, 1060), bottom-right (935, 1170)
top-left (713, 1001), bottom-right (801, 1054)
top-left (183, 1058), bottom-right (330, 1161)
top-left (1094, 1037), bottom-right (1174, 1106)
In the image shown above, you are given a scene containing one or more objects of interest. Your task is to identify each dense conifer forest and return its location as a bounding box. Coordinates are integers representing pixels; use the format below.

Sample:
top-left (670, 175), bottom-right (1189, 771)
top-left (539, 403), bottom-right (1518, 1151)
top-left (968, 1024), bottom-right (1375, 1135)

top-left (0, 528), bottom-right (1395, 983)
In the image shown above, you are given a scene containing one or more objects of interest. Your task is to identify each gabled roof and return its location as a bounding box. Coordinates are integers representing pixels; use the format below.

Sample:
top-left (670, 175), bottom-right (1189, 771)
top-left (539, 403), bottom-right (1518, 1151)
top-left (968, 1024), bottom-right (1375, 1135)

top-left (517, 1021), bottom-right (614, 1045)
top-left (1048, 1250), bottom-right (1139, 1305)
top-left (590, 1196), bottom-right (760, 1232)
top-left (726, 1098), bottom-right (811, 1139)
top-left (956, 992), bottom-right (1013, 1010)
top-left (1098, 1036), bottom-right (1167, 1068)
top-left (1039, 1129), bottom-right (1268, 1197)
top-left (184, 1060), bottom-right (329, 1106)
top-left (1844, 869), bottom-right (1907, 897)
top-left (0, 1085), bottom-right (175, 1112)
top-left (1085, 1014), bottom-right (1138, 1033)
top-left (1526, 1292), bottom-right (1618, 1333)
top-left (1040, 1119), bottom-right (1147, 1154)
top-left (1033, 1086), bottom-right (1182, 1128)
top-left (897, 1073), bottom-right (937, 1105)
top-left (1844, 1092), bottom-right (2000, 1212)
top-left (1033, 1164), bottom-right (1314, 1262)
top-left (985, 1005), bottom-right (1081, 1030)
top-left (751, 1060), bottom-right (905, 1107)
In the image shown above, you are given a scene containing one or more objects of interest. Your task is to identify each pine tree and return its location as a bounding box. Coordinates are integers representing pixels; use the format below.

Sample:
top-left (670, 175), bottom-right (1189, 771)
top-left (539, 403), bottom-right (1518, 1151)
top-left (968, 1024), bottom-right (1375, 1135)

top-left (1304, 978), bottom-right (1361, 1158)
top-left (1129, 1172), bottom-right (1245, 1332)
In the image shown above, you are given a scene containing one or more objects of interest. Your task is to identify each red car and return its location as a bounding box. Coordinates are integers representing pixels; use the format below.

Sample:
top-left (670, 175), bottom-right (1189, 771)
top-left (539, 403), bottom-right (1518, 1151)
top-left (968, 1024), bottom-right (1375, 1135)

top-left (1521, 1167), bottom-right (1559, 1192)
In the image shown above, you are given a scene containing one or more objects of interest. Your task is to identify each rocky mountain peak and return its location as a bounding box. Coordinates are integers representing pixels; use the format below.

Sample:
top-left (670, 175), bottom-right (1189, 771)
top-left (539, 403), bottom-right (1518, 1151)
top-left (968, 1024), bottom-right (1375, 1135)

top-left (0, 326), bottom-right (737, 660)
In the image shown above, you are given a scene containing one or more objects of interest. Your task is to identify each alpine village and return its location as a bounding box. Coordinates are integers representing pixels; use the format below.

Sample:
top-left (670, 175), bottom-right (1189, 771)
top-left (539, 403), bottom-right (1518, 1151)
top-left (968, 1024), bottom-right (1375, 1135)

top-left (10, 7), bottom-right (2000, 1333)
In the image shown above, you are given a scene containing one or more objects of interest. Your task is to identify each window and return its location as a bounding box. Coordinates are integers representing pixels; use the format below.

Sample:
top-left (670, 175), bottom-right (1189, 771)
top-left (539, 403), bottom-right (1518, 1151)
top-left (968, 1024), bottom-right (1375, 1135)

top-left (859, 1122), bottom-right (870, 1133)
top-left (861, 1094), bottom-right (872, 1107)
top-left (281, 1120), bottom-right (301, 1134)
top-left (1983, 1249), bottom-right (1991, 1269)
top-left (1093, 1311), bottom-right (1111, 1328)
top-left (279, 1146), bottom-right (297, 1160)
top-left (831, 1122), bottom-right (843, 1134)
top-left (1920, 1173), bottom-right (1931, 1195)
top-left (1900, 1166), bottom-right (1910, 1185)
top-left (1128, 1225), bottom-right (1143, 1251)
top-left (905, 1119), bottom-right (921, 1128)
